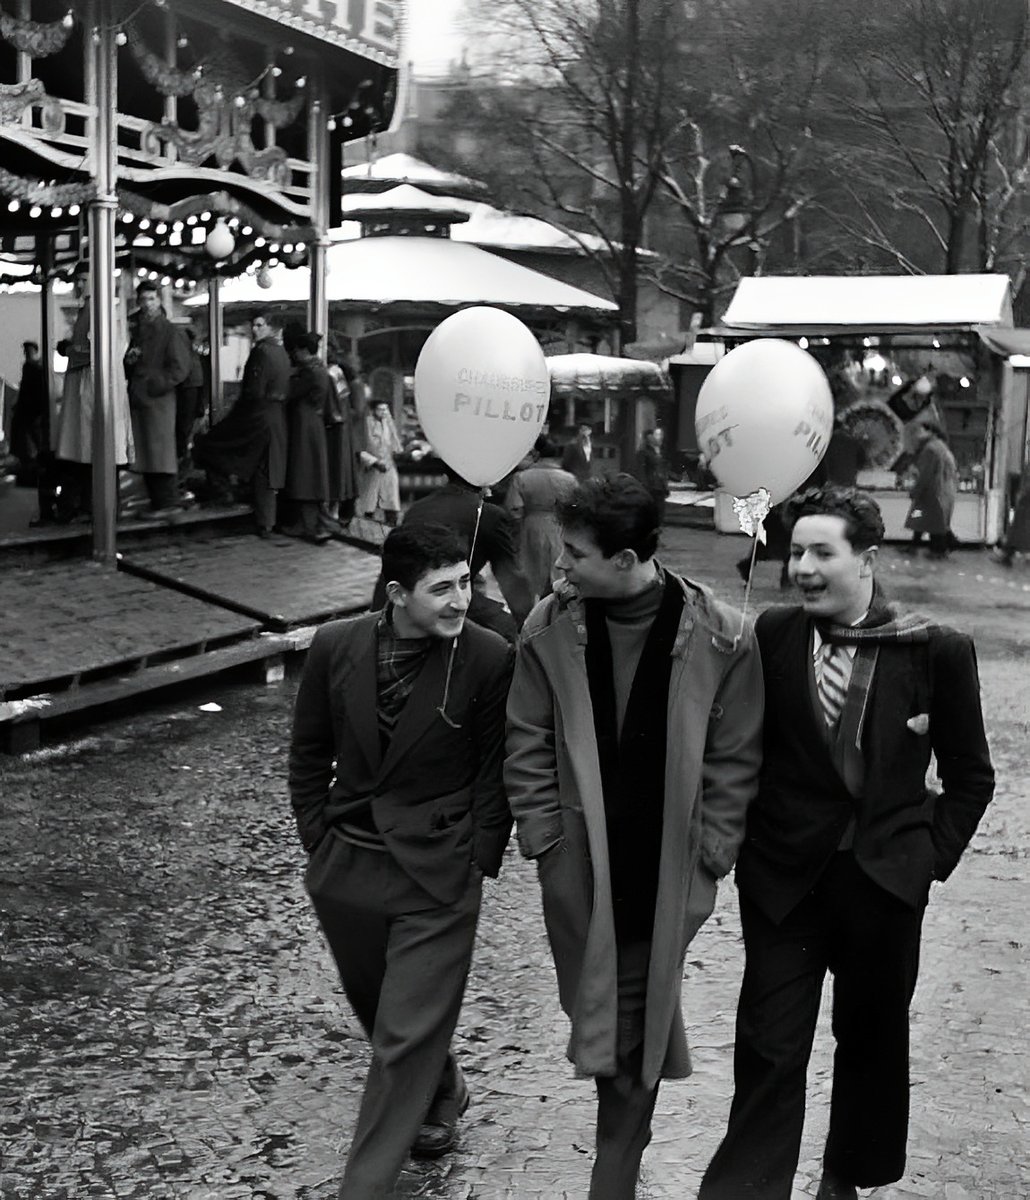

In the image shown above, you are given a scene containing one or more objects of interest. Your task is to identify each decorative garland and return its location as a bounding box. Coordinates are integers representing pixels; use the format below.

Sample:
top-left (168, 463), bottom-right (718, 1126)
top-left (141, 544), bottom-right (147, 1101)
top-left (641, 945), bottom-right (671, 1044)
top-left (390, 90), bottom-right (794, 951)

top-left (126, 24), bottom-right (199, 97)
top-left (0, 78), bottom-right (44, 123)
top-left (255, 91), bottom-right (304, 129)
top-left (0, 5), bottom-right (73, 58)
top-left (0, 165), bottom-right (94, 205)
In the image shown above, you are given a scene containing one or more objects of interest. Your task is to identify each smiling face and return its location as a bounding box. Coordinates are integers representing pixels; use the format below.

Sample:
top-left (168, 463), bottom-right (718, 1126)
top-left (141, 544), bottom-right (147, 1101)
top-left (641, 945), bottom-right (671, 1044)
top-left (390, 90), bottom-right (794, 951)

top-left (789, 513), bottom-right (876, 625)
top-left (387, 560), bottom-right (471, 640)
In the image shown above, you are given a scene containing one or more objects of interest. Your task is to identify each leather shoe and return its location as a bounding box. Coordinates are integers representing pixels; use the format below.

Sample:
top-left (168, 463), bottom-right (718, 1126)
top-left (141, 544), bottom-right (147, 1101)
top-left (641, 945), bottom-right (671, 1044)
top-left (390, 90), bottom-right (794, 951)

top-left (816, 1169), bottom-right (858, 1199)
top-left (411, 1074), bottom-right (470, 1159)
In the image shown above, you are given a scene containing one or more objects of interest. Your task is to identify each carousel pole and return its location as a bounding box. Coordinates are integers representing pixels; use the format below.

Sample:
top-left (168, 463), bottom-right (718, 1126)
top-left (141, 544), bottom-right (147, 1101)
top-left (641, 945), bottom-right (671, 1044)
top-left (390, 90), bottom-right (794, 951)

top-left (89, 0), bottom-right (119, 562)
top-left (207, 273), bottom-right (223, 422)
top-left (307, 73), bottom-right (330, 360)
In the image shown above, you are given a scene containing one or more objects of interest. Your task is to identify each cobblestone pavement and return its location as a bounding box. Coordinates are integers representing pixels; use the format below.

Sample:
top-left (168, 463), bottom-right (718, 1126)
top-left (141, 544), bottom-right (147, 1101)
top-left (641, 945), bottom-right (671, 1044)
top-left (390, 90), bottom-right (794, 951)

top-left (1, 530), bottom-right (1027, 1199)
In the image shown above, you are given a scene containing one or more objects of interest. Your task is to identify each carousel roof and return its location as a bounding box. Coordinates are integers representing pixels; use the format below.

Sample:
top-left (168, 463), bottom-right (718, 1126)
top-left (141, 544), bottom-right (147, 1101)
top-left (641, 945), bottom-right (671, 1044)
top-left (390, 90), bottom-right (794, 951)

top-left (720, 274), bottom-right (1014, 333)
top-left (185, 236), bottom-right (619, 316)
top-left (340, 153), bottom-right (488, 196)
top-left (332, 185), bottom-right (644, 257)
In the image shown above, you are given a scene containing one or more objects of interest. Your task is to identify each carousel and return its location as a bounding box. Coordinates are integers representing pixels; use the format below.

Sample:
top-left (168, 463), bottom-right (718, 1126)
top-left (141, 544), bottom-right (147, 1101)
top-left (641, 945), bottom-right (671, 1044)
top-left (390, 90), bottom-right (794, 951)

top-left (0, 0), bottom-right (400, 558)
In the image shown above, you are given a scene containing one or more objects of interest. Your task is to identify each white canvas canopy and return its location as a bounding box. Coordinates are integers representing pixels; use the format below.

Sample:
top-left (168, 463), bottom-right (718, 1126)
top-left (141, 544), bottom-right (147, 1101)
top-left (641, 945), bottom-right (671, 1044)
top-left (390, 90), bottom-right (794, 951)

top-left (187, 236), bottom-right (618, 315)
top-left (721, 274), bottom-right (1013, 333)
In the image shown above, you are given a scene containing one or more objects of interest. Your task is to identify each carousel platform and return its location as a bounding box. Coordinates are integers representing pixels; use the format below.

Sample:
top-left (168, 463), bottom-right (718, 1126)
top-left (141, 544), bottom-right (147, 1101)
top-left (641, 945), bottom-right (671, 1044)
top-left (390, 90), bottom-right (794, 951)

top-left (0, 527), bottom-right (383, 753)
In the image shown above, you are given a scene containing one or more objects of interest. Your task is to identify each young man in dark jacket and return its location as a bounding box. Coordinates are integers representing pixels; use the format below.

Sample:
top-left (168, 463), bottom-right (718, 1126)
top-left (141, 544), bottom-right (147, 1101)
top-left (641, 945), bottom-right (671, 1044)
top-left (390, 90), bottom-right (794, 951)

top-left (289, 523), bottom-right (513, 1198)
top-left (700, 485), bottom-right (994, 1200)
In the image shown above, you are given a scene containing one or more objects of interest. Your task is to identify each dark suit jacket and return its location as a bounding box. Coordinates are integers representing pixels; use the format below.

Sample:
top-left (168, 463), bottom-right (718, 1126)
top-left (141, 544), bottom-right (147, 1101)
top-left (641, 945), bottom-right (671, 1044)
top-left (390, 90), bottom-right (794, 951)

top-left (736, 605), bottom-right (994, 923)
top-left (289, 614), bottom-right (515, 905)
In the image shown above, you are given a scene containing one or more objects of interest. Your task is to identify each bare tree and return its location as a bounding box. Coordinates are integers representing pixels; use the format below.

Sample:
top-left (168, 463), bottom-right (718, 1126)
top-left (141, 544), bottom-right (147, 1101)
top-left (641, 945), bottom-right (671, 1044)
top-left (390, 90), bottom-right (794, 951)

top-left (827, 0), bottom-right (1030, 278)
top-left (437, 0), bottom-right (691, 345)
top-left (649, 0), bottom-right (835, 322)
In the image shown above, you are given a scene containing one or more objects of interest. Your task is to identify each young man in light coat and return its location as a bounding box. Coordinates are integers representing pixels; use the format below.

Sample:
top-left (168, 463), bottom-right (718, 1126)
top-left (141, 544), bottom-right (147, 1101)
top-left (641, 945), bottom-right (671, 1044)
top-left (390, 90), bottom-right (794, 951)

top-left (505, 474), bottom-right (764, 1199)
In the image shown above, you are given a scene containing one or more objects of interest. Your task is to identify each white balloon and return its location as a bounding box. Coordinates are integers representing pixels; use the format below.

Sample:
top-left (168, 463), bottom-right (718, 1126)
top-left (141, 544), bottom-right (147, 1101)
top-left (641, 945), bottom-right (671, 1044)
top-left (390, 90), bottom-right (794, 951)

top-left (415, 307), bottom-right (550, 487)
top-left (696, 339), bottom-right (834, 503)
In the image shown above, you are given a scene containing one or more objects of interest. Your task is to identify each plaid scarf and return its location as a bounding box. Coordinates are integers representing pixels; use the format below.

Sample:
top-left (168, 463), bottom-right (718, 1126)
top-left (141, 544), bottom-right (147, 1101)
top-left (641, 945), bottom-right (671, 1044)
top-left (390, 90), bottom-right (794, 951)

top-left (376, 609), bottom-right (433, 748)
top-left (815, 585), bottom-right (936, 749)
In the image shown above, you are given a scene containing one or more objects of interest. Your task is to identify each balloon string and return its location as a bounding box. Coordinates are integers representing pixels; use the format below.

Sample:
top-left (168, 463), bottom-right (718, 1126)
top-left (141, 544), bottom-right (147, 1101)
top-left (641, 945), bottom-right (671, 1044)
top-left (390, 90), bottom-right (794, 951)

top-left (741, 534), bottom-right (760, 621)
top-left (437, 492), bottom-right (486, 730)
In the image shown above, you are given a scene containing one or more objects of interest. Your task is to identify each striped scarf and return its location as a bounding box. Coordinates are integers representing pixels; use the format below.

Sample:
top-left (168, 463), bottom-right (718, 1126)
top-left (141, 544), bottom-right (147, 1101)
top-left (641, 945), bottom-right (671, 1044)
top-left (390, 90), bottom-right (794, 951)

top-left (816, 585), bottom-right (936, 748)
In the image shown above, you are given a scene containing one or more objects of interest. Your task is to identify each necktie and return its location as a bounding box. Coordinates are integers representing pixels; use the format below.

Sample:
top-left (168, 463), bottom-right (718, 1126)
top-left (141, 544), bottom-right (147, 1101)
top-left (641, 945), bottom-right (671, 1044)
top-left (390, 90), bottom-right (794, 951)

top-left (818, 641), bottom-right (850, 726)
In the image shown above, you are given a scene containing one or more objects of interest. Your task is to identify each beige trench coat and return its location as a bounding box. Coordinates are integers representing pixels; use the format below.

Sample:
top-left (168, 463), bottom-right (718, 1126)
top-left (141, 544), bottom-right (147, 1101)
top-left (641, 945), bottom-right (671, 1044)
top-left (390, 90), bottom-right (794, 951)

top-left (504, 570), bottom-right (764, 1087)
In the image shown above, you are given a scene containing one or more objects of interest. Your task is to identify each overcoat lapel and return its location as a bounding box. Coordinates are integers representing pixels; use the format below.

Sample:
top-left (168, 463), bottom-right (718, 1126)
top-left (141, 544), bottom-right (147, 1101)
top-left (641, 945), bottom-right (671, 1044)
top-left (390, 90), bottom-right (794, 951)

top-left (339, 618), bottom-right (381, 775)
top-left (377, 636), bottom-right (453, 780)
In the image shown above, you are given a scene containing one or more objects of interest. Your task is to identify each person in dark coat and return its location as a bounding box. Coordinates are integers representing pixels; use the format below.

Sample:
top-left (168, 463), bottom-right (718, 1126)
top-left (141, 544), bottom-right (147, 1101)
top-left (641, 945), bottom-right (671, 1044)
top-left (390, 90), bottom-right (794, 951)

top-left (371, 467), bottom-right (536, 642)
top-left (280, 330), bottom-right (331, 544)
top-left (322, 346), bottom-right (358, 528)
top-left (10, 340), bottom-right (48, 473)
top-left (992, 465), bottom-right (1030, 565)
top-left (904, 421), bottom-right (958, 558)
top-left (635, 427), bottom-right (670, 523)
top-left (123, 281), bottom-right (192, 514)
top-left (290, 523), bottom-right (513, 1196)
top-left (699, 486), bottom-right (994, 1200)
top-left (192, 312), bottom-right (290, 536)
top-left (562, 422), bottom-right (595, 481)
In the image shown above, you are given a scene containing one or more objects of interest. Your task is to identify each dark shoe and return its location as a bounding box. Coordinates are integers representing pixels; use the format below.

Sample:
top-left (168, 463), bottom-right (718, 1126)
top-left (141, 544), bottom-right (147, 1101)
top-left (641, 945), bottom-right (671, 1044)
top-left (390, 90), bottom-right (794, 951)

top-left (306, 530), bottom-right (331, 545)
top-left (255, 527), bottom-right (273, 539)
top-left (149, 504), bottom-right (184, 520)
top-left (816, 1169), bottom-right (858, 1199)
top-left (735, 557), bottom-right (751, 583)
top-left (411, 1074), bottom-right (470, 1159)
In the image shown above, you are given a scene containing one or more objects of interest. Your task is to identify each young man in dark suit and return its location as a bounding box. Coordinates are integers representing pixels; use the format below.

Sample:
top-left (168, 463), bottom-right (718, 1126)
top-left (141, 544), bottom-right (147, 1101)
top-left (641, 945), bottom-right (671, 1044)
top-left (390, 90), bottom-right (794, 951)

top-left (289, 524), bottom-right (514, 1198)
top-left (699, 485), bottom-right (995, 1200)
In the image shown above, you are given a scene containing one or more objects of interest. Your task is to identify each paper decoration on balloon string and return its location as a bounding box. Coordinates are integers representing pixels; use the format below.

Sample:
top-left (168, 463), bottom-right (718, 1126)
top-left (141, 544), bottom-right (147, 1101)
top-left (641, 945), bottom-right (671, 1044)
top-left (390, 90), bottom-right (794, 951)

top-left (732, 487), bottom-right (772, 543)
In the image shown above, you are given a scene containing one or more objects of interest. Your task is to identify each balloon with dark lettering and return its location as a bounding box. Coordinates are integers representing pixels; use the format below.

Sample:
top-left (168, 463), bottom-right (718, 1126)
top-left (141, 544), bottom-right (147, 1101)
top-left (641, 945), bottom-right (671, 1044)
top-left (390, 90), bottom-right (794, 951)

top-left (695, 339), bottom-right (833, 504)
top-left (415, 307), bottom-right (550, 486)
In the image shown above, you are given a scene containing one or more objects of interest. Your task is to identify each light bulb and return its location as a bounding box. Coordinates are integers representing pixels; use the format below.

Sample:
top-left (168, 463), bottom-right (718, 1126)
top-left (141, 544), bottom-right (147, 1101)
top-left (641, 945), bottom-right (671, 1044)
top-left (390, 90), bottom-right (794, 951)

top-left (7, 200), bottom-right (19, 212)
top-left (29, 205), bottom-right (42, 218)
top-left (115, 29), bottom-right (127, 46)
top-left (68, 204), bottom-right (80, 216)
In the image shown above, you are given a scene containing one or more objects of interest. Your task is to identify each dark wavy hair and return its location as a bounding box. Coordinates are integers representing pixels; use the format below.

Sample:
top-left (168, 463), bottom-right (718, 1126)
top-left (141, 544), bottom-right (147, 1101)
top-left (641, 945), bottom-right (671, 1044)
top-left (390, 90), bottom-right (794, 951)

top-left (785, 484), bottom-right (885, 551)
top-left (381, 523), bottom-right (469, 590)
top-left (555, 473), bottom-right (660, 561)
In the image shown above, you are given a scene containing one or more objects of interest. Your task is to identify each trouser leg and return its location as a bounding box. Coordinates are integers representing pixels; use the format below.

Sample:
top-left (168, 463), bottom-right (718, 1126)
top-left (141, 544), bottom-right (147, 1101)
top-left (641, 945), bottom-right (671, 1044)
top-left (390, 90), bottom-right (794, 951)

top-left (306, 837), bottom-right (481, 1200)
top-left (822, 857), bottom-right (924, 1187)
top-left (299, 501), bottom-right (320, 537)
top-left (144, 471), bottom-right (178, 509)
top-left (699, 890), bottom-right (828, 1200)
top-left (252, 459), bottom-right (277, 531)
top-left (589, 941), bottom-right (660, 1200)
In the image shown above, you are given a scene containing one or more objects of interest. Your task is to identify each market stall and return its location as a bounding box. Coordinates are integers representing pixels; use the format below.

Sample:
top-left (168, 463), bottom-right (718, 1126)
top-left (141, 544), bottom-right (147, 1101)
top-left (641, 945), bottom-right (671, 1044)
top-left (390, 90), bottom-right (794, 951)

top-left (711, 275), bottom-right (1026, 543)
top-left (545, 353), bottom-right (672, 475)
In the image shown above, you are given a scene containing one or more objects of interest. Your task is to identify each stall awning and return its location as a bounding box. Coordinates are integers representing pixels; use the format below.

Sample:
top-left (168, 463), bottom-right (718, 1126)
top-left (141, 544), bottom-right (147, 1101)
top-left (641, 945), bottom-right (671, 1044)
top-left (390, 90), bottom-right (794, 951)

top-left (718, 274), bottom-right (1014, 333)
top-left (187, 236), bottom-right (619, 316)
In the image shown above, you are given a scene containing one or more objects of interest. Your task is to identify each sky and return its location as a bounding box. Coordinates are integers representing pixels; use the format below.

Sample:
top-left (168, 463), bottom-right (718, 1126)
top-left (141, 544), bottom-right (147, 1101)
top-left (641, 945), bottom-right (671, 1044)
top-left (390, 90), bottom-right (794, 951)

top-left (405, 0), bottom-right (467, 76)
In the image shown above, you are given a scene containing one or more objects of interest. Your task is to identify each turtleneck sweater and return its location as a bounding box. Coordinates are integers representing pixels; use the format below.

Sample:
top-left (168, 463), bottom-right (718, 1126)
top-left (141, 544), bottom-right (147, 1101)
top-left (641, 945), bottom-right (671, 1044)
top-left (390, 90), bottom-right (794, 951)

top-left (603, 569), bottom-right (665, 737)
